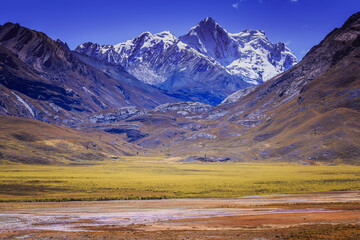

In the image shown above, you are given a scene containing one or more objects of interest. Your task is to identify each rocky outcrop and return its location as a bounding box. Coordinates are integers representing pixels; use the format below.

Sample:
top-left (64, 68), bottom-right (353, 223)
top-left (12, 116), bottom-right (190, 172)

top-left (154, 102), bottom-right (213, 114)
top-left (89, 106), bottom-right (146, 123)
top-left (180, 155), bottom-right (231, 162)
top-left (187, 132), bottom-right (217, 140)
top-left (221, 86), bottom-right (257, 105)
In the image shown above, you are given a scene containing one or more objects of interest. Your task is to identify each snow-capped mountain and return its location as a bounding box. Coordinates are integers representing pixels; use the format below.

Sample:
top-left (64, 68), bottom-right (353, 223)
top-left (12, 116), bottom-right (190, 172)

top-left (76, 31), bottom-right (249, 105)
top-left (75, 17), bottom-right (297, 104)
top-left (77, 31), bottom-right (187, 86)
top-left (179, 17), bottom-right (298, 84)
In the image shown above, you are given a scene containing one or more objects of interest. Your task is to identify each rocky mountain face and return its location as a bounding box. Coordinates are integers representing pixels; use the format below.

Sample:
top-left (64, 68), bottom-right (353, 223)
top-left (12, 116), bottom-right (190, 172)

top-left (179, 17), bottom-right (298, 84)
top-left (87, 12), bottom-right (360, 164)
top-left (75, 30), bottom-right (249, 105)
top-left (0, 23), bottom-right (181, 125)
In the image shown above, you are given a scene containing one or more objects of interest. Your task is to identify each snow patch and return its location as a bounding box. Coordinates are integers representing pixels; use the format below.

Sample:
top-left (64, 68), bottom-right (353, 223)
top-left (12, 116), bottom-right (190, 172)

top-left (12, 92), bottom-right (35, 117)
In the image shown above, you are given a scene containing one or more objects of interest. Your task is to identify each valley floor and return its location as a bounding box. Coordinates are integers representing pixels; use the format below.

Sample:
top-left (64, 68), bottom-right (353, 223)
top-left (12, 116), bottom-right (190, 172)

top-left (0, 191), bottom-right (359, 239)
top-left (1, 158), bottom-right (360, 201)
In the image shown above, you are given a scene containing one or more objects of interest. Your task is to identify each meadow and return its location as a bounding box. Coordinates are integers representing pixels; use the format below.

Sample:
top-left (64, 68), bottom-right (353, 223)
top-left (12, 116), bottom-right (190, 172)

top-left (0, 157), bottom-right (360, 202)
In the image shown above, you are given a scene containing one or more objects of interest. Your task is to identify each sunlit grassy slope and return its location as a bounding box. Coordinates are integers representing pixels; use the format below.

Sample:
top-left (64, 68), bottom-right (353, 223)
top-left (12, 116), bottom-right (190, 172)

top-left (0, 157), bottom-right (359, 202)
top-left (0, 116), bottom-right (151, 164)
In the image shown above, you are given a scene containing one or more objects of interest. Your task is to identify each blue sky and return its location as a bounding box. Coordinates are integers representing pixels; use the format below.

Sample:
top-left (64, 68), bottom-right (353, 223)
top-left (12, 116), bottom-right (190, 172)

top-left (1, 0), bottom-right (359, 59)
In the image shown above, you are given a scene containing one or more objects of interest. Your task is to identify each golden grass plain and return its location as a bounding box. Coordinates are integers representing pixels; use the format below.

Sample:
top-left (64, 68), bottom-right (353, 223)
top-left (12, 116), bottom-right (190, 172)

top-left (1, 157), bottom-right (359, 202)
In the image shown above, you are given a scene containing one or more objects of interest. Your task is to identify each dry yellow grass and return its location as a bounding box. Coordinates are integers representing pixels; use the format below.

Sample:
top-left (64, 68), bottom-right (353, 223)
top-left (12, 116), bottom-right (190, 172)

top-left (0, 157), bottom-right (359, 202)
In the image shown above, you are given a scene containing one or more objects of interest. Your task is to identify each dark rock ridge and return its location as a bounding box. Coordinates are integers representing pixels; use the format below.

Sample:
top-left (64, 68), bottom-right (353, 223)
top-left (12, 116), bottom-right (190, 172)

top-left (0, 22), bottom-right (182, 124)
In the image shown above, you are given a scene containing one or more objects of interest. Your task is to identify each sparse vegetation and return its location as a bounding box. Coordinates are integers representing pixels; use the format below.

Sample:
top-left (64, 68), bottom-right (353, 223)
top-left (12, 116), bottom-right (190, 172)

top-left (0, 157), bottom-right (359, 202)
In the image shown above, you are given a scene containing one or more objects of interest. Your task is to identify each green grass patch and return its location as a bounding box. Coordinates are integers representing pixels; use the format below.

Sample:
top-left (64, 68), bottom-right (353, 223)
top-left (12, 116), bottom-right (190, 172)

top-left (0, 158), bottom-right (359, 202)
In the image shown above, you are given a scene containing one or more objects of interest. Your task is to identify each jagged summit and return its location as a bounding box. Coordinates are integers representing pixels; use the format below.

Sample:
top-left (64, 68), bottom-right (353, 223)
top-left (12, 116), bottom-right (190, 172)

top-left (180, 17), bottom-right (231, 57)
top-left (187, 17), bottom-right (219, 31)
top-left (203, 16), bottom-right (216, 23)
top-left (1, 22), bottom-right (20, 29)
top-left (196, 17), bottom-right (220, 29)
top-left (179, 18), bottom-right (298, 84)
top-left (187, 17), bottom-right (230, 39)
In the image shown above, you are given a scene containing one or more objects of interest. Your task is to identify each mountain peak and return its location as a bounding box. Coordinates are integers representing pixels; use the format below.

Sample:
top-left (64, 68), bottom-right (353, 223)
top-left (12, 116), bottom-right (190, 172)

top-left (185, 17), bottom-right (227, 39)
top-left (302, 11), bottom-right (360, 68)
top-left (196, 17), bottom-right (221, 30)
top-left (343, 11), bottom-right (360, 28)
top-left (242, 29), bottom-right (265, 35)
top-left (179, 18), bottom-right (298, 83)
top-left (1, 22), bottom-right (20, 29)
top-left (139, 31), bottom-right (152, 37)
top-left (202, 17), bottom-right (216, 24)
top-left (154, 31), bottom-right (175, 38)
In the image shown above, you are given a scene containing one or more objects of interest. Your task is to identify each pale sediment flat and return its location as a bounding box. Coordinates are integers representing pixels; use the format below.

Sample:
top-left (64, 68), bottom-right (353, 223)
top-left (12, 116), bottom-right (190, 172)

top-left (0, 191), bottom-right (359, 239)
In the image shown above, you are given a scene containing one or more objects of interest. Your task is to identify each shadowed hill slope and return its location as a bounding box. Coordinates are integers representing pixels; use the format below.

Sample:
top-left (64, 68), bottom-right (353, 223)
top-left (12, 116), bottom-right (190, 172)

top-left (0, 23), bottom-right (181, 125)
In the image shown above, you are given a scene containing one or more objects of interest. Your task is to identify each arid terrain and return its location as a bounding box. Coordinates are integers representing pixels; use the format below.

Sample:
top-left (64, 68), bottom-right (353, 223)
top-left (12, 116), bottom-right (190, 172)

top-left (0, 191), bottom-right (359, 239)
